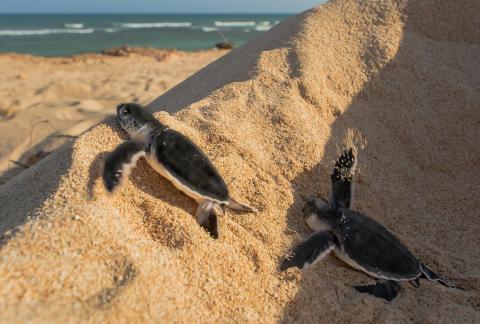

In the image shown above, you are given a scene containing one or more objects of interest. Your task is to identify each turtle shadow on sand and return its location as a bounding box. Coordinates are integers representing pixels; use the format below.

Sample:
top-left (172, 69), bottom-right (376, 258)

top-left (279, 4), bottom-right (479, 322)
top-left (129, 158), bottom-right (200, 234)
top-left (87, 152), bottom-right (198, 248)
top-left (86, 150), bottom-right (109, 200)
top-left (88, 115), bottom-right (227, 245)
top-left (85, 126), bottom-right (198, 243)
top-left (130, 159), bottom-right (196, 216)
top-left (86, 148), bottom-right (195, 218)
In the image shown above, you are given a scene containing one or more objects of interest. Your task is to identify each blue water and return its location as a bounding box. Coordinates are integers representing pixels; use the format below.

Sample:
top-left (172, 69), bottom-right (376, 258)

top-left (0, 14), bottom-right (290, 56)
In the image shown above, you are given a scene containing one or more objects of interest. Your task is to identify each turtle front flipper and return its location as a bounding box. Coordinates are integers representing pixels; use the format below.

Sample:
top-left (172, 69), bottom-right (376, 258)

top-left (331, 147), bottom-right (357, 209)
top-left (280, 231), bottom-right (337, 270)
top-left (196, 200), bottom-right (219, 239)
top-left (420, 263), bottom-right (455, 288)
top-left (103, 141), bottom-right (147, 193)
top-left (354, 280), bottom-right (401, 302)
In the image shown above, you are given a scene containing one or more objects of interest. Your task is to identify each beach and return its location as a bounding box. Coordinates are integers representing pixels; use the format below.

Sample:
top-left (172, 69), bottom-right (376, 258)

top-left (0, 49), bottom-right (226, 183)
top-left (0, 0), bottom-right (479, 322)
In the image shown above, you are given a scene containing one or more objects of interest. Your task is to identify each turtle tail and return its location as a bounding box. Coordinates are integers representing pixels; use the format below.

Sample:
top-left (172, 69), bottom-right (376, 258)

top-left (420, 263), bottom-right (455, 288)
top-left (226, 198), bottom-right (257, 213)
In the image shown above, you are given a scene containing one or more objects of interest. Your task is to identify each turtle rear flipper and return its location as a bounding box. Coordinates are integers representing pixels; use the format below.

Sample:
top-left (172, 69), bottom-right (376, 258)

top-left (331, 147), bottom-right (357, 209)
top-left (280, 231), bottom-right (337, 270)
top-left (354, 280), bottom-right (401, 302)
top-left (420, 263), bottom-right (455, 288)
top-left (103, 141), bottom-right (146, 193)
top-left (196, 201), bottom-right (220, 239)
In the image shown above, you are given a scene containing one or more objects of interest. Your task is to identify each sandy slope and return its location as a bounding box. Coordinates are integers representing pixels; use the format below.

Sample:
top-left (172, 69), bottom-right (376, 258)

top-left (0, 0), bottom-right (479, 322)
top-left (0, 49), bottom-right (225, 183)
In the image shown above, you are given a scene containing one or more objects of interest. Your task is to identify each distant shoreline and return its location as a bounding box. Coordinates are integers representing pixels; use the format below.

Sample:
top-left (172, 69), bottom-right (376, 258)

top-left (0, 13), bottom-right (287, 56)
top-left (0, 45), bottom-right (228, 60)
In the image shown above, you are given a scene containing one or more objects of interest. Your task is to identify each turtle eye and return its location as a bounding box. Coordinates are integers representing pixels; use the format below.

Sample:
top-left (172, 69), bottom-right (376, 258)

top-left (118, 105), bottom-right (130, 118)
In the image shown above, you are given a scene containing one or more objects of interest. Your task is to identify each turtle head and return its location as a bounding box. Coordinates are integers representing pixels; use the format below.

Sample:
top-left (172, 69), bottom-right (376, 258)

top-left (117, 103), bottom-right (161, 141)
top-left (303, 197), bottom-right (335, 231)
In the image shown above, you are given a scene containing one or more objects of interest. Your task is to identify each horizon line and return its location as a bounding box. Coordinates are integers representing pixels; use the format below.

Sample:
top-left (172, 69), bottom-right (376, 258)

top-left (0, 12), bottom-right (296, 15)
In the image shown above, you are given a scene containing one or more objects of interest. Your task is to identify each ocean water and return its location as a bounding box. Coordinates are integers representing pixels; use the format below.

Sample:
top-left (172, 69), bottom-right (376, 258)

top-left (0, 14), bottom-right (290, 56)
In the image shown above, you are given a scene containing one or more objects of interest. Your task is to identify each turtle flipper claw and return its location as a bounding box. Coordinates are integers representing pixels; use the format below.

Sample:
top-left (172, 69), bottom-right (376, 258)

top-left (331, 147), bottom-right (357, 209)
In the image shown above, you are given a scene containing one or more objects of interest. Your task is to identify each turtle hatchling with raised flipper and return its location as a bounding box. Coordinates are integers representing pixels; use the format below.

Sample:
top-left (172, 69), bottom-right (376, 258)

top-left (281, 147), bottom-right (455, 301)
top-left (103, 103), bottom-right (256, 239)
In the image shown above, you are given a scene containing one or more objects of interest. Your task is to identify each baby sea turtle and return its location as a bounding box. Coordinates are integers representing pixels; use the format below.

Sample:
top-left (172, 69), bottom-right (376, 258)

top-left (281, 148), bottom-right (454, 301)
top-left (103, 103), bottom-right (256, 239)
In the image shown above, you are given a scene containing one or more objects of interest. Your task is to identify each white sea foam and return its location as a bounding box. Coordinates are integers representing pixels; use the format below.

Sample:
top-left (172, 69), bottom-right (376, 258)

top-left (64, 23), bottom-right (84, 29)
top-left (255, 21), bottom-right (272, 31)
top-left (201, 26), bottom-right (219, 32)
top-left (0, 28), bottom-right (95, 36)
top-left (255, 25), bottom-right (271, 31)
top-left (257, 21), bottom-right (271, 26)
top-left (118, 22), bottom-right (192, 28)
top-left (214, 21), bottom-right (256, 27)
top-left (102, 28), bottom-right (117, 33)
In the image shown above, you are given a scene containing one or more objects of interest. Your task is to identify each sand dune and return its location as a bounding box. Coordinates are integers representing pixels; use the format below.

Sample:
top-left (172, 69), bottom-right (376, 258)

top-left (0, 0), bottom-right (479, 322)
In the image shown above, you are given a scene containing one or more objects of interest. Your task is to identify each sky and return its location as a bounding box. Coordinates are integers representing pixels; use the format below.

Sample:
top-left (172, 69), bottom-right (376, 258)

top-left (0, 0), bottom-right (325, 14)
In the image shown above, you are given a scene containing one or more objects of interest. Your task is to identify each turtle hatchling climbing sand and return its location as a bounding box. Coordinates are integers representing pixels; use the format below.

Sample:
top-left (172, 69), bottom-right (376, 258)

top-left (281, 148), bottom-right (455, 301)
top-left (103, 103), bottom-right (256, 239)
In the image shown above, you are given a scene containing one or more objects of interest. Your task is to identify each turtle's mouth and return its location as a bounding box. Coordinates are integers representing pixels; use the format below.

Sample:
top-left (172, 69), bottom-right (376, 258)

top-left (118, 117), bottom-right (143, 135)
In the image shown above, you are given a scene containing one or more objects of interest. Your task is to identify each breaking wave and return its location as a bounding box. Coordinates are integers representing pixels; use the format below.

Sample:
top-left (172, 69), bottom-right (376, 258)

top-left (214, 21), bottom-right (256, 27)
top-left (201, 27), bottom-right (219, 32)
top-left (64, 23), bottom-right (84, 29)
top-left (118, 22), bottom-right (192, 28)
top-left (255, 25), bottom-right (271, 31)
top-left (0, 28), bottom-right (95, 36)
